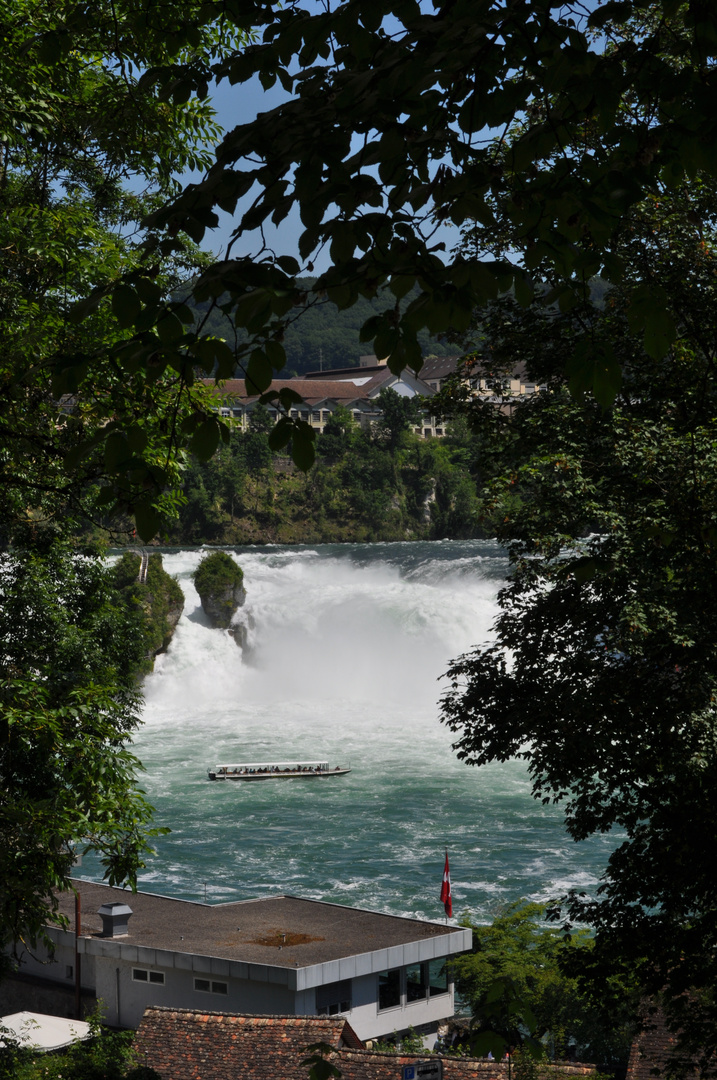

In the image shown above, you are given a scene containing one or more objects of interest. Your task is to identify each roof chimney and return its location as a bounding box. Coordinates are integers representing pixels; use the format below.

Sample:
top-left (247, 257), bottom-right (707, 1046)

top-left (97, 902), bottom-right (133, 937)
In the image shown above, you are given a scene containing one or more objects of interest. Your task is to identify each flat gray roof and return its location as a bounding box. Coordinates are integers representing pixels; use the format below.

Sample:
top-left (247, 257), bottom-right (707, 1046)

top-left (58, 882), bottom-right (464, 971)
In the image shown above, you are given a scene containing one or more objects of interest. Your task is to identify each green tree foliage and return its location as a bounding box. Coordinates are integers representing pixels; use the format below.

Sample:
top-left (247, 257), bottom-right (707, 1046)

top-left (374, 387), bottom-right (425, 449)
top-left (452, 903), bottom-right (636, 1069)
top-left (317, 405), bottom-right (356, 462)
top-left (439, 178), bottom-right (717, 1064)
top-left (370, 1027), bottom-right (428, 1054)
top-left (194, 550), bottom-right (244, 597)
top-left (0, 539), bottom-right (167, 957)
top-left (1, 0), bottom-right (233, 542)
top-left (0, 1013), bottom-right (159, 1079)
top-left (112, 553), bottom-right (185, 674)
top-left (0, 0), bottom-right (225, 958)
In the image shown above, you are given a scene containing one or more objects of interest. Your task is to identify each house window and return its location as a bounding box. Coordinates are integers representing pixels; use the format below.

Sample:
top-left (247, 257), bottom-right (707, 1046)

top-left (312, 411), bottom-right (321, 422)
top-left (132, 968), bottom-right (165, 985)
top-left (405, 963), bottom-right (427, 1003)
top-left (194, 978), bottom-right (228, 995)
top-left (427, 959), bottom-right (448, 997)
top-left (316, 979), bottom-right (352, 1016)
top-left (378, 968), bottom-right (401, 1011)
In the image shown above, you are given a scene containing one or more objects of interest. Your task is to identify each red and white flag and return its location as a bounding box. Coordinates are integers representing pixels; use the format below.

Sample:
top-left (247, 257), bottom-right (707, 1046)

top-left (440, 851), bottom-right (452, 918)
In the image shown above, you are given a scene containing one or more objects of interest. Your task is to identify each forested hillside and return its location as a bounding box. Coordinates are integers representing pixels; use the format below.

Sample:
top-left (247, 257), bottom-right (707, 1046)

top-left (189, 277), bottom-right (456, 375)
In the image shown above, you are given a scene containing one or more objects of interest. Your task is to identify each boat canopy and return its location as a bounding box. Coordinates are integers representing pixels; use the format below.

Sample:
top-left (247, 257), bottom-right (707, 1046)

top-left (213, 761), bottom-right (330, 771)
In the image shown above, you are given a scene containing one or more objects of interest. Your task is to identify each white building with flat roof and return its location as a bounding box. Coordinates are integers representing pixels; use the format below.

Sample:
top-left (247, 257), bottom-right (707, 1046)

top-left (9, 881), bottom-right (471, 1044)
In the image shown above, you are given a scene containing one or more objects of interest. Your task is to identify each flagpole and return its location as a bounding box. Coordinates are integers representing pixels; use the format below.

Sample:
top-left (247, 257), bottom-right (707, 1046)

top-left (440, 848), bottom-right (452, 924)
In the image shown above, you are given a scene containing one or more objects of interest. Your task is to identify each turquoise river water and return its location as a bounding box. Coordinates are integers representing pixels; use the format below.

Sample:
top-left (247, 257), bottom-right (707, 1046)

top-left (79, 540), bottom-right (614, 924)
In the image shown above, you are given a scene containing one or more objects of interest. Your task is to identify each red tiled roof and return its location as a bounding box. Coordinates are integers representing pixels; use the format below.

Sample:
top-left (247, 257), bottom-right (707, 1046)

top-left (133, 1010), bottom-right (596, 1080)
top-left (339, 1050), bottom-right (596, 1080)
top-left (133, 1009), bottom-right (363, 1080)
top-left (210, 379), bottom-right (371, 404)
top-left (626, 1005), bottom-right (712, 1080)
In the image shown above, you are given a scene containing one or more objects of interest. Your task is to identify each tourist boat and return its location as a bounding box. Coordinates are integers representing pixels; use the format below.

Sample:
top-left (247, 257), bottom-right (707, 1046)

top-left (207, 761), bottom-right (351, 781)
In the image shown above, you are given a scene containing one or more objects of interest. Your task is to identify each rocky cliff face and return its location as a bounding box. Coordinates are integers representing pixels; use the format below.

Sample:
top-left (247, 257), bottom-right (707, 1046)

top-left (161, 594), bottom-right (185, 650)
top-left (199, 579), bottom-right (247, 630)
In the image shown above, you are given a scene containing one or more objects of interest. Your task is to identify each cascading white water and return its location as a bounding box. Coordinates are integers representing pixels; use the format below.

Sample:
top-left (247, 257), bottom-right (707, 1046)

top-left (81, 540), bottom-right (613, 922)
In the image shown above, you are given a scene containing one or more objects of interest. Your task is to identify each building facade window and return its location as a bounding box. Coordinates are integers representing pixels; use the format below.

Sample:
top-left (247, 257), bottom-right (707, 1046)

top-left (194, 978), bottom-right (228, 995)
top-left (378, 968), bottom-right (401, 1011)
top-left (378, 962), bottom-right (449, 1012)
top-left (132, 968), bottom-right (165, 985)
top-left (316, 979), bottom-right (352, 1016)
top-left (427, 959), bottom-right (448, 997)
top-left (405, 962), bottom-right (427, 1002)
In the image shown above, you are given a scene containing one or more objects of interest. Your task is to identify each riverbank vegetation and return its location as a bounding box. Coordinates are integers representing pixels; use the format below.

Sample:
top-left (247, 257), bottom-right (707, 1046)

top-left (166, 403), bottom-right (483, 545)
top-left (0, 541), bottom-right (167, 960)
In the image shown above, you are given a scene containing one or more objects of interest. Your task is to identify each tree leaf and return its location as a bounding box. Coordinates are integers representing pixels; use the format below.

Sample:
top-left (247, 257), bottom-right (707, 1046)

top-left (112, 284), bottom-right (141, 329)
top-left (191, 418), bottom-right (221, 461)
top-left (134, 502), bottom-right (162, 541)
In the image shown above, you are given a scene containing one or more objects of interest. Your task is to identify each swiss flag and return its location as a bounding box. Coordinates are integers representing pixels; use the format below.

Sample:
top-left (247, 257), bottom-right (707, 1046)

top-left (440, 852), bottom-right (452, 918)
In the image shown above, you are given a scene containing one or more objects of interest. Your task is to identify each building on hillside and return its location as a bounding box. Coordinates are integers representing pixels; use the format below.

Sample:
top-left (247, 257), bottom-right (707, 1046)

top-left (133, 1007), bottom-right (599, 1080)
top-left (418, 356), bottom-right (547, 404)
top-left (6, 881), bottom-right (471, 1042)
top-left (301, 354), bottom-right (546, 411)
top-left (207, 351), bottom-right (548, 438)
top-left (208, 369), bottom-right (445, 438)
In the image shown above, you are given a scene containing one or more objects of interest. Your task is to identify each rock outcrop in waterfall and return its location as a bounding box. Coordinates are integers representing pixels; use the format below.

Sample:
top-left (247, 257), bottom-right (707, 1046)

top-left (193, 552), bottom-right (246, 641)
top-left (113, 551), bottom-right (185, 674)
